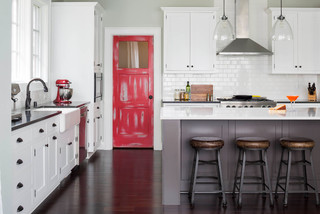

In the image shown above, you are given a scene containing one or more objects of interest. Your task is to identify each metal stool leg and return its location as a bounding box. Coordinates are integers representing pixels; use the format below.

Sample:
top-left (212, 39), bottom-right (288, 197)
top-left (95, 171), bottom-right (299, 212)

top-left (232, 149), bottom-right (242, 198)
top-left (309, 150), bottom-right (320, 206)
top-left (302, 150), bottom-right (309, 198)
top-left (260, 150), bottom-right (266, 198)
top-left (275, 147), bottom-right (284, 199)
top-left (263, 149), bottom-right (274, 206)
top-left (190, 149), bottom-right (199, 208)
top-left (217, 149), bottom-right (227, 207)
top-left (238, 149), bottom-right (246, 207)
top-left (188, 149), bottom-right (197, 198)
top-left (284, 149), bottom-right (292, 207)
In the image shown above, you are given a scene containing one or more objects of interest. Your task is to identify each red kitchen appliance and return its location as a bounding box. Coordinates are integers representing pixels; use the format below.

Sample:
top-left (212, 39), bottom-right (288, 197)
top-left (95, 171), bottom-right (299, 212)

top-left (54, 79), bottom-right (73, 103)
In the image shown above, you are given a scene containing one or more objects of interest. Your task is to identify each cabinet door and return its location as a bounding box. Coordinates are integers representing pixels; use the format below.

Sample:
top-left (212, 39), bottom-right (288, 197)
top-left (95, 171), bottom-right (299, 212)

top-left (94, 9), bottom-right (103, 72)
top-left (32, 139), bottom-right (47, 203)
top-left (47, 134), bottom-right (59, 189)
top-left (297, 12), bottom-right (320, 73)
top-left (165, 13), bottom-right (190, 71)
top-left (67, 140), bottom-right (75, 169)
top-left (59, 137), bottom-right (69, 178)
top-left (190, 12), bottom-right (216, 71)
top-left (273, 12), bottom-right (297, 73)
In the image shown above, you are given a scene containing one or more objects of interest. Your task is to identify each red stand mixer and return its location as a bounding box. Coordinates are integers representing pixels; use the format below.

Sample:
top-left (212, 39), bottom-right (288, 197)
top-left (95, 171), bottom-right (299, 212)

top-left (54, 79), bottom-right (73, 103)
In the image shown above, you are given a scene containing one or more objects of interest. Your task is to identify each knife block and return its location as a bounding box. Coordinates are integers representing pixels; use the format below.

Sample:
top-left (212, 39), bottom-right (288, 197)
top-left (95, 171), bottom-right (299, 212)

top-left (308, 92), bottom-right (317, 102)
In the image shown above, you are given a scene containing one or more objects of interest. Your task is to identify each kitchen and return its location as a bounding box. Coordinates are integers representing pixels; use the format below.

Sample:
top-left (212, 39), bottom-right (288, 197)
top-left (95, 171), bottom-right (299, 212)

top-left (2, 0), bottom-right (320, 213)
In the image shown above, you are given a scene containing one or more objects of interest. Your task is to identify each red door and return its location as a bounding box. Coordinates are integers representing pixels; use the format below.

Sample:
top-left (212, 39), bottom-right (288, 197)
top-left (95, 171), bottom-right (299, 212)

top-left (113, 36), bottom-right (154, 148)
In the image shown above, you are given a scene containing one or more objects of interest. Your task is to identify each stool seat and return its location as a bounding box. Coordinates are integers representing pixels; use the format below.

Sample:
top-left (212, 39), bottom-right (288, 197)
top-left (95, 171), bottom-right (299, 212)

top-left (236, 137), bottom-right (270, 149)
top-left (191, 137), bottom-right (224, 149)
top-left (280, 137), bottom-right (315, 149)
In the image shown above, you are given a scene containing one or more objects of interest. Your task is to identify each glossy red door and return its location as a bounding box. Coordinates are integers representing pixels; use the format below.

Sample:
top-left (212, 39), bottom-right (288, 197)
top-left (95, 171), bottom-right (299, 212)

top-left (113, 36), bottom-right (154, 148)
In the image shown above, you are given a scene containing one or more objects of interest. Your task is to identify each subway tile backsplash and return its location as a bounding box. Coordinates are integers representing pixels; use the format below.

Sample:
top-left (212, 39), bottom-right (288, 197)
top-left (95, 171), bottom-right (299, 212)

top-left (162, 56), bottom-right (318, 101)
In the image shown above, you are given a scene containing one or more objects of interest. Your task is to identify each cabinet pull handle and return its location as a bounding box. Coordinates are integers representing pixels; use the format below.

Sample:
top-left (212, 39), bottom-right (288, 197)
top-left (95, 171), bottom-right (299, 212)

top-left (39, 128), bottom-right (44, 133)
top-left (52, 123), bottom-right (57, 127)
top-left (53, 136), bottom-right (57, 140)
top-left (17, 182), bottom-right (24, 189)
top-left (97, 117), bottom-right (100, 119)
top-left (45, 144), bottom-right (49, 147)
top-left (68, 142), bottom-right (73, 145)
top-left (16, 159), bottom-right (23, 165)
top-left (17, 138), bottom-right (23, 143)
top-left (17, 205), bottom-right (24, 212)
top-left (97, 63), bottom-right (101, 66)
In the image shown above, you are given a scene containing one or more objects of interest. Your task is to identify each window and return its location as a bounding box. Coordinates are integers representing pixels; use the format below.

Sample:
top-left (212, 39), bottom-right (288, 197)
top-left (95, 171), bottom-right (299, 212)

top-left (11, 0), bottom-right (50, 83)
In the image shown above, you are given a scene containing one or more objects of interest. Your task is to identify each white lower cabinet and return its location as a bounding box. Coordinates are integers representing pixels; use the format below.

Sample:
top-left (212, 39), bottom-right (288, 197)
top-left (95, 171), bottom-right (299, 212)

top-left (12, 115), bottom-right (78, 213)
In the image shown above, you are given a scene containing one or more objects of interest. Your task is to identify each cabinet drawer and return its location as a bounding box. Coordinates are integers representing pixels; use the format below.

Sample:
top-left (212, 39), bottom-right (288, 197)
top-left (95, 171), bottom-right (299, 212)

top-left (47, 117), bottom-right (59, 135)
top-left (13, 169), bottom-right (32, 197)
top-left (12, 130), bottom-right (32, 150)
top-left (32, 123), bottom-right (47, 139)
top-left (13, 190), bottom-right (32, 214)
top-left (14, 148), bottom-right (32, 172)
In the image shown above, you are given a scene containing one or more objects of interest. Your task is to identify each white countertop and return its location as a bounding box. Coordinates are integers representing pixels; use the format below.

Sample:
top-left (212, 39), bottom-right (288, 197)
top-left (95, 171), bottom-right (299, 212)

top-left (160, 106), bottom-right (320, 120)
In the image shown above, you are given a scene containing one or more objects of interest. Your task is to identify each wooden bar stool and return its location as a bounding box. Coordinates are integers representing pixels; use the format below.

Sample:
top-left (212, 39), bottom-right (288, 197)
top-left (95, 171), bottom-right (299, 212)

top-left (275, 137), bottom-right (319, 207)
top-left (232, 137), bottom-right (273, 207)
top-left (188, 137), bottom-right (227, 208)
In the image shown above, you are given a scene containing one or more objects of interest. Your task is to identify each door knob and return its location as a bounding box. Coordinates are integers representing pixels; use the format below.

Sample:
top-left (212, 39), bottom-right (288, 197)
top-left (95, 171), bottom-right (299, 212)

top-left (149, 95), bottom-right (153, 99)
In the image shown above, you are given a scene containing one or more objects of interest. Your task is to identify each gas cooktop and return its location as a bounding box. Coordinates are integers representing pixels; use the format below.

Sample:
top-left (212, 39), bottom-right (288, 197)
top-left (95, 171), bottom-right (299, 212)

top-left (218, 96), bottom-right (277, 108)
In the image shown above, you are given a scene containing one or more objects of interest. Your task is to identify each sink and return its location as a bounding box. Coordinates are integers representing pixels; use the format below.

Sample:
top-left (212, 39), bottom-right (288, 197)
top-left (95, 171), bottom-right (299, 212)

top-left (32, 108), bottom-right (80, 132)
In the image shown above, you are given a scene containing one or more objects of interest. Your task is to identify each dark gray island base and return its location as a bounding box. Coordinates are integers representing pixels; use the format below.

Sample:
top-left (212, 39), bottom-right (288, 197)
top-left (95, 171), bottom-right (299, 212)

top-left (162, 120), bottom-right (320, 205)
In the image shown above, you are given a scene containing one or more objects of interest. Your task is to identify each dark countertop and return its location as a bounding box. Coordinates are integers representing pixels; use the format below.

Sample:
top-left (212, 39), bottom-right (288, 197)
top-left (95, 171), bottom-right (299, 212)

top-left (40, 101), bottom-right (90, 108)
top-left (12, 110), bottom-right (61, 131)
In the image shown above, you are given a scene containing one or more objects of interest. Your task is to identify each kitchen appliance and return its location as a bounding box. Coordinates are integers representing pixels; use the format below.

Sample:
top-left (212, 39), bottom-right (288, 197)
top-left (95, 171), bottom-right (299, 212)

top-left (79, 106), bottom-right (88, 163)
top-left (218, 95), bottom-right (277, 108)
top-left (54, 79), bottom-right (73, 103)
top-left (217, 0), bottom-right (273, 55)
top-left (94, 73), bottom-right (103, 102)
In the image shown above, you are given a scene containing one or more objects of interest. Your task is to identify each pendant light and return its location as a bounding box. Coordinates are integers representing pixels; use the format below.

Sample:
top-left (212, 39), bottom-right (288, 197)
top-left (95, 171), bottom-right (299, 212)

top-left (213, 0), bottom-right (234, 42)
top-left (272, 0), bottom-right (293, 41)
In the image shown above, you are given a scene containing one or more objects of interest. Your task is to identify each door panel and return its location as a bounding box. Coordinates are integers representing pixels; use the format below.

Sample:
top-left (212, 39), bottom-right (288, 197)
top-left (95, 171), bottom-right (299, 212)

top-left (113, 36), bottom-right (154, 148)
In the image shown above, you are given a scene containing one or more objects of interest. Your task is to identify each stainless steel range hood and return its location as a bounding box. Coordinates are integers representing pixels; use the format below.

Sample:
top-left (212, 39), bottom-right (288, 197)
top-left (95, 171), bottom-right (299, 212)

top-left (217, 0), bottom-right (273, 56)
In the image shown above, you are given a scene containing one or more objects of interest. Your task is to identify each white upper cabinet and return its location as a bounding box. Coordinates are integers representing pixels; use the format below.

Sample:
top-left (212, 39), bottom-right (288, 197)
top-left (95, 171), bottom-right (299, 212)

top-left (269, 8), bottom-right (320, 74)
top-left (162, 7), bottom-right (217, 73)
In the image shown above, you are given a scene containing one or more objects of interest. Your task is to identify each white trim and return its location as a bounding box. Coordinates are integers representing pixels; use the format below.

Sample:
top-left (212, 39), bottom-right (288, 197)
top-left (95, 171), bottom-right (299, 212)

top-left (103, 27), bottom-right (162, 151)
top-left (161, 7), bottom-right (219, 12)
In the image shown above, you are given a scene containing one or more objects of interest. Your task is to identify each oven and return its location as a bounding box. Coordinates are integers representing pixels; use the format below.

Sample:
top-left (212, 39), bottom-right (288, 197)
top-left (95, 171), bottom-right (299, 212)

top-left (94, 72), bottom-right (103, 102)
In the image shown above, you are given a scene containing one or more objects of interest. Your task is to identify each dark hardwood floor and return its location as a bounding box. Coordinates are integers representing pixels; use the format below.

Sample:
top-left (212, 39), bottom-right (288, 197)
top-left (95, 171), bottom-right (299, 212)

top-left (33, 150), bottom-right (320, 214)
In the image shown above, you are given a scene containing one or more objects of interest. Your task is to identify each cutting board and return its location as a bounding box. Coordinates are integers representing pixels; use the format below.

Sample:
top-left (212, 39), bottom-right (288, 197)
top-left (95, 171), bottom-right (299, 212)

top-left (191, 85), bottom-right (213, 101)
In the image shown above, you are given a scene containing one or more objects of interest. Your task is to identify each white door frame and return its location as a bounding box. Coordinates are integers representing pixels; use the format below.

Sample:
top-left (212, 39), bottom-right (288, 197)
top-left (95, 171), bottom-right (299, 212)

top-left (103, 27), bottom-right (162, 150)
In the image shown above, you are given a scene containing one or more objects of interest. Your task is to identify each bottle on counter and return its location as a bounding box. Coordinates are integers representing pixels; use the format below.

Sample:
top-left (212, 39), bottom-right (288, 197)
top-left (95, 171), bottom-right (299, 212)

top-left (186, 81), bottom-right (191, 101)
top-left (180, 89), bottom-right (185, 101)
top-left (174, 89), bottom-right (180, 101)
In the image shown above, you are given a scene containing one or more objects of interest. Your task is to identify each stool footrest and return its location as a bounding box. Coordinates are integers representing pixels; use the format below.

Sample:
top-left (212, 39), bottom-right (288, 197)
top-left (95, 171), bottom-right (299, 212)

top-left (281, 160), bottom-right (311, 166)
top-left (235, 176), bottom-right (263, 181)
top-left (196, 176), bottom-right (219, 180)
top-left (239, 160), bottom-right (265, 166)
top-left (199, 160), bottom-right (218, 165)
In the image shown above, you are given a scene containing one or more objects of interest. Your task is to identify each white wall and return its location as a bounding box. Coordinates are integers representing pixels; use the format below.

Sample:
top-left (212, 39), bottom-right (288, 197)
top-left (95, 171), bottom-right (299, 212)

top-left (0, 0), bottom-right (14, 213)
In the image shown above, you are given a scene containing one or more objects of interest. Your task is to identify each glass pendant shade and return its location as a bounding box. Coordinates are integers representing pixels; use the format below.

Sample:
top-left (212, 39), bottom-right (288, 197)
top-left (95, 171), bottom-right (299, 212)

top-left (272, 17), bottom-right (293, 41)
top-left (213, 18), bottom-right (234, 41)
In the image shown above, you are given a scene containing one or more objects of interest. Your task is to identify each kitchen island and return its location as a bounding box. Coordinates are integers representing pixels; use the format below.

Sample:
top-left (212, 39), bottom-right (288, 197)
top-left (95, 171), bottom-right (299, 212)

top-left (161, 106), bottom-right (320, 205)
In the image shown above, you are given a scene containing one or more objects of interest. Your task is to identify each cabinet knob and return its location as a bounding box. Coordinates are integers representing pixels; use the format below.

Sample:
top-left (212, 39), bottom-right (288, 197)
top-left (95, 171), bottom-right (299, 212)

top-left (97, 117), bottom-right (100, 119)
top-left (97, 106), bottom-right (100, 109)
top-left (299, 65), bottom-right (302, 68)
top-left (39, 128), bottom-right (44, 133)
top-left (191, 65), bottom-right (194, 68)
top-left (16, 182), bottom-right (23, 189)
top-left (52, 123), bottom-right (57, 127)
top-left (17, 206), bottom-right (24, 212)
top-left (53, 136), bottom-right (57, 140)
top-left (16, 138), bottom-right (23, 143)
top-left (16, 159), bottom-right (23, 165)
top-left (68, 142), bottom-right (73, 145)
top-left (295, 65), bottom-right (298, 68)
top-left (45, 144), bottom-right (49, 147)
top-left (187, 65), bottom-right (189, 68)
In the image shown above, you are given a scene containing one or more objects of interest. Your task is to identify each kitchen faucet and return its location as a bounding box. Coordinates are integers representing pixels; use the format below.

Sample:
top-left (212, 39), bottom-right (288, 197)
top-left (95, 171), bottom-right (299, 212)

top-left (25, 78), bottom-right (48, 109)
